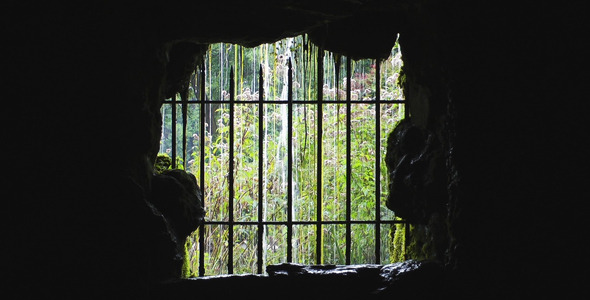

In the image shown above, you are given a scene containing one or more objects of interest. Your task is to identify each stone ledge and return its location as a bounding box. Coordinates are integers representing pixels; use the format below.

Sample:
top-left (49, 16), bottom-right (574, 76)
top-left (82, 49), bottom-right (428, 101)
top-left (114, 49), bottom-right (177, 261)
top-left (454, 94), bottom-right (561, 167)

top-left (155, 260), bottom-right (443, 300)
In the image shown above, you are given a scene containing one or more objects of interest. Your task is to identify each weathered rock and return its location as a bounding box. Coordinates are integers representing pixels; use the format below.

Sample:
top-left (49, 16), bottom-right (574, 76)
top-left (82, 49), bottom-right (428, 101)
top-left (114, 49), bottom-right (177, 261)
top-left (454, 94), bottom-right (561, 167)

top-left (157, 260), bottom-right (443, 300)
top-left (385, 118), bottom-right (450, 261)
top-left (267, 262), bottom-right (383, 278)
top-left (385, 118), bottom-right (446, 224)
top-left (267, 260), bottom-right (444, 299)
top-left (164, 42), bottom-right (209, 99)
top-left (307, 4), bottom-right (402, 60)
top-left (376, 260), bottom-right (444, 299)
top-left (150, 169), bottom-right (205, 242)
top-left (266, 263), bottom-right (384, 299)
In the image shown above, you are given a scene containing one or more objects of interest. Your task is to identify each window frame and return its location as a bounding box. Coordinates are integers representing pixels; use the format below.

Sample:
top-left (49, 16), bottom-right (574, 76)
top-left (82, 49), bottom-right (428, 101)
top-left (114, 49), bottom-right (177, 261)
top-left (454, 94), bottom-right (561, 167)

top-left (162, 43), bottom-right (408, 276)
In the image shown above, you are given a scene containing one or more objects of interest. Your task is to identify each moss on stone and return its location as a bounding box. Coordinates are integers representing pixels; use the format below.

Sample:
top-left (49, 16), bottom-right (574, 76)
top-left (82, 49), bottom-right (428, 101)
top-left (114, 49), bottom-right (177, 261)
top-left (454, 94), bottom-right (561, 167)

top-left (181, 239), bottom-right (195, 278)
top-left (391, 221), bottom-right (406, 262)
top-left (154, 153), bottom-right (172, 174)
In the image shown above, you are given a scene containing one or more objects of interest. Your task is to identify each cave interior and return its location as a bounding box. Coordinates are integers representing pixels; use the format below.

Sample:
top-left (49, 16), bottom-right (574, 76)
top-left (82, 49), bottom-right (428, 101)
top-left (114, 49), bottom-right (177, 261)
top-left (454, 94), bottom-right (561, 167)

top-left (3, 1), bottom-right (587, 299)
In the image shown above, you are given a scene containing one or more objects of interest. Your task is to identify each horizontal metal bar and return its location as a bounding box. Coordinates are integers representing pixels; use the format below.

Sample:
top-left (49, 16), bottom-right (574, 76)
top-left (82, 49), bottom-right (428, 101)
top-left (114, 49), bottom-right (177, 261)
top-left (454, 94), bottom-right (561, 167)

top-left (162, 99), bottom-right (405, 104)
top-left (202, 220), bottom-right (405, 225)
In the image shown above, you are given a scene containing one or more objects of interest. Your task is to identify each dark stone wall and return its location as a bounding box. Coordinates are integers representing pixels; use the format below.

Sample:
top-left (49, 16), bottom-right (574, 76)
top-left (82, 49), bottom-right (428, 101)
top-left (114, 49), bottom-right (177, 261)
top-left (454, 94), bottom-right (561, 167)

top-left (396, 2), bottom-right (588, 298)
top-left (3, 1), bottom-right (587, 299)
top-left (392, 2), bottom-right (588, 298)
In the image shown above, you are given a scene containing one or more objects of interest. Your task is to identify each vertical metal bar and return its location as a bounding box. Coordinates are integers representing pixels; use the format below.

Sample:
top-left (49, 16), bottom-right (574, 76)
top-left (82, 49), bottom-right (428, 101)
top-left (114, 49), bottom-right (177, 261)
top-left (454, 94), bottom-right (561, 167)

top-left (181, 87), bottom-right (188, 170)
top-left (171, 94), bottom-right (177, 169)
top-left (228, 67), bottom-right (235, 274)
top-left (374, 60), bottom-right (381, 264)
top-left (257, 64), bottom-right (264, 274)
top-left (316, 48), bottom-right (324, 264)
top-left (345, 57), bottom-right (352, 265)
top-left (287, 58), bottom-right (293, 263)
top-left (198, 62), bottom-right (206, 276)
top-left (335, 55), bottom-right (340, 101)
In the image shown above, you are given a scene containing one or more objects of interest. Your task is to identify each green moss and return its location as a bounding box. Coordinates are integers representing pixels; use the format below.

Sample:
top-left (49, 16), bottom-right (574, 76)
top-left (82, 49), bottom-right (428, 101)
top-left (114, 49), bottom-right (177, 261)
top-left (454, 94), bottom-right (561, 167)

top-left (154, 153), bottom-right (172, 174)
top-left (391, 220), bottom-right (406, 262)
top-left (180, 239), bottom-right (195, 278)
top-left (405, 224), bottom-right (435, 260)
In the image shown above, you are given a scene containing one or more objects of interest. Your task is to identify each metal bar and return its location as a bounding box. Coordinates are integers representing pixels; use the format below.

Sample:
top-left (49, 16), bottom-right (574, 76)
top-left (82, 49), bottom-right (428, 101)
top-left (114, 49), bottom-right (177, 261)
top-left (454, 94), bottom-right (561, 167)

top-left (287, 58), bottom-right (293, 263)
top-left (198, 62), bottom-right (206, 277)
top-left (171, 94), bottom-right (177, 168)
top-left (335, 55), bottom-right (340, 101)
top-left (257, 64), bottom-right (264, 274)
top-left (374, 60), bottom-right (381, 264)
top-left (228, 67), bottom-right (235, 274)
top-left (316, 48), bottom-right (324, 265)
top-left (345, 57), bottom-right (352, 265)
top-left (181, 87), bottom-right (188, 170)
top-left (163, 99), bottom-right (405, 104)
top-left (204, 220), bottom-right (406, 225)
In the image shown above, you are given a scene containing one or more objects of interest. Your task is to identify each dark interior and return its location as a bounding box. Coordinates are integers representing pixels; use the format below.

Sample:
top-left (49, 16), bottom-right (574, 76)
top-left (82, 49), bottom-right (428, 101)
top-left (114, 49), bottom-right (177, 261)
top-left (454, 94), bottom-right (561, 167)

top-left (4, 1), bottom-right (586, 299)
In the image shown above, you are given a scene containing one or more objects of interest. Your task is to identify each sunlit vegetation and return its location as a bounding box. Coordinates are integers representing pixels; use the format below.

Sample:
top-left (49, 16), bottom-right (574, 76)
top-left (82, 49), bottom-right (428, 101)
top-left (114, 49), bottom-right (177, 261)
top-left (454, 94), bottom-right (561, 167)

top-left (159, 34), bottom-right (406, 276)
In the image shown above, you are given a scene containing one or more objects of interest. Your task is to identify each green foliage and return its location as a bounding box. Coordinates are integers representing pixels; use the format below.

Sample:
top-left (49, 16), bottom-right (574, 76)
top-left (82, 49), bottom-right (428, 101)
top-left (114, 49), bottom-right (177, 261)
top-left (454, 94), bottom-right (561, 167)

top-left (161, 35), bottom-right (406, 276)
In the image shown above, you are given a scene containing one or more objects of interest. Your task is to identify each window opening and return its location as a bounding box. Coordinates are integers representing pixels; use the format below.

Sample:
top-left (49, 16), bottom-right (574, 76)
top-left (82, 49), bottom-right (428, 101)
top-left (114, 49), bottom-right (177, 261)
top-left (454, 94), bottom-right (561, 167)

top-left (159, 34), bottom-right (407, 276)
